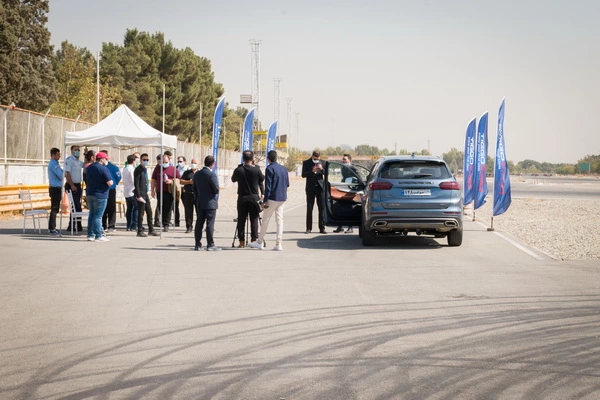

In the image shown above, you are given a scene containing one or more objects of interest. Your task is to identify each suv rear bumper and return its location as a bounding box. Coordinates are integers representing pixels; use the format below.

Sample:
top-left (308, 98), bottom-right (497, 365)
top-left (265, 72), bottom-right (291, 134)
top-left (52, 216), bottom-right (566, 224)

top-left (365, 217), bottom-right (463, 233)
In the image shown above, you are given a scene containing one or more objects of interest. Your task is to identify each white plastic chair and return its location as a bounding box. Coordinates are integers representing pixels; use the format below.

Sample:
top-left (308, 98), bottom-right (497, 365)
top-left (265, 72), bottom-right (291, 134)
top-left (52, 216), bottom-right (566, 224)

top-left (19, 188), bottom-right (49, 234)
top-left (66, 190), bottom-right (89, 235)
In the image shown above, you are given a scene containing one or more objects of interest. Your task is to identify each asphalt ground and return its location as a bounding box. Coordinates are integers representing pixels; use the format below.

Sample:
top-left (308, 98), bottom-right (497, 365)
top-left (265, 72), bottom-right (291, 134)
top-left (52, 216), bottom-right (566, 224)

top-left (1, 185), bottom-right (599, 399)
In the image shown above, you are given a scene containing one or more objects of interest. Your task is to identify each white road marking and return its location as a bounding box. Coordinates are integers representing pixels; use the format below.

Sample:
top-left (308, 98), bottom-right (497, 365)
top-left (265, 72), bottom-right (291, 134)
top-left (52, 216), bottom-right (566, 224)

top-left (474, 220), bottom-right (546, 261)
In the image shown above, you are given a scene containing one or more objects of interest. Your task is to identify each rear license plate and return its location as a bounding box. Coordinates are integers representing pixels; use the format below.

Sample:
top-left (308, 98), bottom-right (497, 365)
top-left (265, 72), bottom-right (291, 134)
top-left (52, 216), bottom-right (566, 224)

top-left (402, 189), bottom-right (431, 196)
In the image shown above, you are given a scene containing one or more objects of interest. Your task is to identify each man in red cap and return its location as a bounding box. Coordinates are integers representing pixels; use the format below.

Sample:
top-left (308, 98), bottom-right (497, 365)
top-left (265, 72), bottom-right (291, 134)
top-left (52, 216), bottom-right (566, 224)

top-left (85, 152), bottom-right (113, 242)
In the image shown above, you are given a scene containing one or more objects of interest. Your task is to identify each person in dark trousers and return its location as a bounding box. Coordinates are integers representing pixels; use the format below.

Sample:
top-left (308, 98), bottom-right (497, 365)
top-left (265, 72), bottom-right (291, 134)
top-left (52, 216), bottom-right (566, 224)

top-left (133, 153), bottom-right (159, 237)
top-left (47, 147), bottom-right (63, 236)
top-left (301, 150), bottom-right (326, 234)
top-left (193, 155), bottom-right (221, 251)
top-left (100, 150), bottom-right (122, 233)
top-left (152, 154), bottom-right (162, 227)
top-left (64, 145), bottom-right (84, 232)
top-left (151, 154), bottom-right (181, 231)
top-left (122, 154), bottom-right (138, 231)
top-left (231, 150), bottom-right (265, 247)
top-left (334, 153), bottom-right (357, 234)
top-left (179, 158), bottom-right (198, 233)
top-left (250, 150), bottom-right (289, 251)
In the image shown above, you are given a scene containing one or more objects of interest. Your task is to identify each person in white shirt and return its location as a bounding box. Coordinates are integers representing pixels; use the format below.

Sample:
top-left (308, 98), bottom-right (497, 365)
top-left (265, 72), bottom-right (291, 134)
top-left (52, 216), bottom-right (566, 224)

top-left (122, 154), bottom-right (138, 231)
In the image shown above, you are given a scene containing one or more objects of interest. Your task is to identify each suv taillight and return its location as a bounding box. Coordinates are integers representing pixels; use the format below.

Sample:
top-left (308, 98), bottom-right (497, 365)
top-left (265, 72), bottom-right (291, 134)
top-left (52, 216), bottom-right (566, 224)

top-left (439, 181), bottom-right (461, 190)
top-left (369, 181), bottom-right (393, 190)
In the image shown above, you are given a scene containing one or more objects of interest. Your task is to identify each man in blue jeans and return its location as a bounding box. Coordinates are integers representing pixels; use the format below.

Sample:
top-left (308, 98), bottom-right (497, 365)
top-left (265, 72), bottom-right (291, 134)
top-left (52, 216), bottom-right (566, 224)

top-left (85, 152), bottom-right (113, 242)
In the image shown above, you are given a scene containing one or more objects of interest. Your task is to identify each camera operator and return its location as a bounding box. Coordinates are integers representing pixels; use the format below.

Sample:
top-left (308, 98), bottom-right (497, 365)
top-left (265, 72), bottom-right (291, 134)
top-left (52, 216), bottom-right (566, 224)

top-left (231, 150), bottom-right (265, 247)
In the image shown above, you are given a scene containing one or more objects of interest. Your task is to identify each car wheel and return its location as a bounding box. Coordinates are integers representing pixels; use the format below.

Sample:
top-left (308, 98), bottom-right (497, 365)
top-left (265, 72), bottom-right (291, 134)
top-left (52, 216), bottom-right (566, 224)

top-left (447, 229), bottom-right (463, 247)
top-left (358, 223), bottom-right (363, 238)
top-left (362, 226), bottom-right (376, 246)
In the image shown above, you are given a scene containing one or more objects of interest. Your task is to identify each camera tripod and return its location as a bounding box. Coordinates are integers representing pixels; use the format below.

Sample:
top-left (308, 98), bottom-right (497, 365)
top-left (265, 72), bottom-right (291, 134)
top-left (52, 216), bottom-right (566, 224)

top-left (231, 215), bottom-right (264, 248)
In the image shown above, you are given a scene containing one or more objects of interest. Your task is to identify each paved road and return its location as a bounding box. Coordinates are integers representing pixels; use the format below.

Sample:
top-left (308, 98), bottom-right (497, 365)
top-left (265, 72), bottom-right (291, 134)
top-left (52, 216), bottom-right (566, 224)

top-left (1, 199), bottom-right (599, 399)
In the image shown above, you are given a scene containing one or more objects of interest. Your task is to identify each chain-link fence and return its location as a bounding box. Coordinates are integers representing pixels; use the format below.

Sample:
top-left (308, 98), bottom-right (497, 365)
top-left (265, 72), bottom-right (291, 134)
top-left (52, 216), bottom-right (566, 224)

top-left (0, 105), bottom-right (241, 186)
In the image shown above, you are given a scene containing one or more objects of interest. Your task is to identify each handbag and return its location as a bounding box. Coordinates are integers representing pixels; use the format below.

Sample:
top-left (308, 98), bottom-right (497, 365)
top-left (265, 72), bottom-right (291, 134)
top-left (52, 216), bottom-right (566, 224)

top-left (240, 166), bottom-right (263, 213)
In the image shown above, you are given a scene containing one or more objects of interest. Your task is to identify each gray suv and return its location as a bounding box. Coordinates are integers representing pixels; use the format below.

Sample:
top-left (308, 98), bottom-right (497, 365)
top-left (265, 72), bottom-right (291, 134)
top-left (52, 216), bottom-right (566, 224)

top-left (323, 155), bottom-right (463, 247)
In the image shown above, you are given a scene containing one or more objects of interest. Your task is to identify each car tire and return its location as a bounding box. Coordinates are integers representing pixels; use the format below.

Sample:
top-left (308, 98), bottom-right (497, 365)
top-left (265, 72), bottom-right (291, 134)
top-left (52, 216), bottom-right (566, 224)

top-left (362, 226), bottom-right (376, 246)
top-left (447, 229), bottom-right (463, 247)
top-left (358, 223), bottom-right (363, 238)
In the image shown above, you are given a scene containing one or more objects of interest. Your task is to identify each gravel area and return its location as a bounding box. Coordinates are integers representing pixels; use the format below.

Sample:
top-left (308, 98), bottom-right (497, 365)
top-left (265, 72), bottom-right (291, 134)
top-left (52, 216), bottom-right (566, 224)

top-left (470, 198), bottom-right (600, 261)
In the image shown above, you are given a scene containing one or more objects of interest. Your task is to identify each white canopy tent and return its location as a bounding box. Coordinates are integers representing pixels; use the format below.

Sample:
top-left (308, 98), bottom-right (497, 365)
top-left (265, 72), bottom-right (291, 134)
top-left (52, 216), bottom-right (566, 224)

top-left (62, 104), bottom-right (178, 239)
top-left (64, 104), bottom-right (177, 149)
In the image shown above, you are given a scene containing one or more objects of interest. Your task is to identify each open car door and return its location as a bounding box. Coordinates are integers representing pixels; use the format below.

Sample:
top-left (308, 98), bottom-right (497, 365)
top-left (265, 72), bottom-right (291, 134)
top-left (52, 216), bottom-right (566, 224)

top-left (322, 161), bottom-right (370, 227)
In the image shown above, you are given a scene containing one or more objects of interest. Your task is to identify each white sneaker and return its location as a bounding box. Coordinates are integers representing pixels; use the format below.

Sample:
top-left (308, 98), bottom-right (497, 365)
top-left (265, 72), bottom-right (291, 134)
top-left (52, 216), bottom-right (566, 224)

top-left (87, 237), bottom-right (95, 242)
top-left (96, 236), bottom-right (110, 242)
top-left (272, 244), bottom-right (283, 251)
top-left (249, 241), bottom-right (263, 250)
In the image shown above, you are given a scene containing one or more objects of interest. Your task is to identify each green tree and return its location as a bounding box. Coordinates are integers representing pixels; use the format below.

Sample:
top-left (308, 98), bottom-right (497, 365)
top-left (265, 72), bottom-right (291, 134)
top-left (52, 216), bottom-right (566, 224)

top-left (100, 29), bottom-right (224, 141)
top-left (442, 147), bottom-right (463, 173)
top-left (222, 105), bottom-right (243, 150)
top-left (51, 41), bottom-right (96, 121)
top-left (283, 147), bottom-right (307, 172)
top-left (0, 0), bottom-right (56, 110)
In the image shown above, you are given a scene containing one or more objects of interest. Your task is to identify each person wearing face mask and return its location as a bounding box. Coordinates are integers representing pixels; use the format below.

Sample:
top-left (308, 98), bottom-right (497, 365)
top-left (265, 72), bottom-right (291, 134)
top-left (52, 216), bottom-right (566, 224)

top-left (173, 156), bottom-right (188, 227)
top-left (301, 150), bottom-right (326, 234)
top-left (179, 158), bottom-right (198, 233)
top-left (333, 153), bottom-right (357, 234)
top-left (122, 154), bottom-right (138, 232)
top-left (85, 152), bottom-right (113, 242)
top-left (134, 153), bottom-right (160, 237)
top-left (100, 150), bottom-right (122, 233)
top-left (64, 145), bottom-right (84, 233)
top-left (151, 154), bottom-right (181, 231)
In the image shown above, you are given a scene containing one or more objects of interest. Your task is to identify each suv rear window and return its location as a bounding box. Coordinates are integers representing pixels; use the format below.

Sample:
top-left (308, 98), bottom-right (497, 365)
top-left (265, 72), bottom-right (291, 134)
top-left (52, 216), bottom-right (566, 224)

top-left (379, 161), bottom-right (451, 179)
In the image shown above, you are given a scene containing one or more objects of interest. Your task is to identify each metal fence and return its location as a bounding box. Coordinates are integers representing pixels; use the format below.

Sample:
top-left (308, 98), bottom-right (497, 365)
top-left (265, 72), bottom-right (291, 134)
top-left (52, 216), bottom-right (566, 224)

top-left (0, 105), bottom-right (241, 186)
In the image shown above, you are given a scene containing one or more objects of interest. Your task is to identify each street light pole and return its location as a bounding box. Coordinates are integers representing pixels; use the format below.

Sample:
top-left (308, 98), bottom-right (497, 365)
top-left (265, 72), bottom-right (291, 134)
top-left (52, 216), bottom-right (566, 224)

top-left (96, 51), bottom-right (101, 123)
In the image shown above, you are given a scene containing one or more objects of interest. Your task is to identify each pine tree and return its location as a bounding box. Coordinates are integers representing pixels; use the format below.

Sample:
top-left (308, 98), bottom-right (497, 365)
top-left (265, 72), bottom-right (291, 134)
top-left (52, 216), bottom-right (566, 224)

top-left (0, 0), bottom-right (56, 110)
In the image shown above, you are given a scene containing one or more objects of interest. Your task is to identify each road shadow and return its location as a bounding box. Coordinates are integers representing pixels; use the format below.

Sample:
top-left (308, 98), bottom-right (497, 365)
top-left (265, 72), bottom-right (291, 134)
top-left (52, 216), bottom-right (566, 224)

top-left (9, 295), bottom-right (600, 399)
top-left (297, 233), bottom-right (444, 250)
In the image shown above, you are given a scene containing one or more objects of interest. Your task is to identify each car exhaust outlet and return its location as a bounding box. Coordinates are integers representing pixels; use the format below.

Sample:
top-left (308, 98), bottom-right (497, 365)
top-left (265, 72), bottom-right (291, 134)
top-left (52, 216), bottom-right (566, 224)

top-left (374, 221), bottom-right (388, 227)
top-left (444, 220), bottom-right (458, 227)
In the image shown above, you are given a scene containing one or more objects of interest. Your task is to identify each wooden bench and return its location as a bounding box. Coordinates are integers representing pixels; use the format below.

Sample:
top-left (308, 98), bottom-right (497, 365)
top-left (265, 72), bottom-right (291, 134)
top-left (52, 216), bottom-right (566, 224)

top-left (0, 184), bottom-right (51, 213)
top-left (1, 183), bottom-right (126, 216)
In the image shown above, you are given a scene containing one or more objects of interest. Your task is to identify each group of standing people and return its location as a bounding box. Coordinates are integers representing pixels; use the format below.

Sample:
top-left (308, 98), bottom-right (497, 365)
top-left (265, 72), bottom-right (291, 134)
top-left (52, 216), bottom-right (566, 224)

top-left (47, 146), bottom-right (121, 241)
top-left (46, 145), bottom-right (350, 249)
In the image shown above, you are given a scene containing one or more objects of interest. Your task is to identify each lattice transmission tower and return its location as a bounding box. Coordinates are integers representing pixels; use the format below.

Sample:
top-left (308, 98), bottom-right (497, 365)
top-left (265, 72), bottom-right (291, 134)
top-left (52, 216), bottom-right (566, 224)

top-left (250, 39), bottom-right (261, 130)
top-left (273, 78), bottom-right (281, 127)
top-left (286, 97), bottom-right (293, 146)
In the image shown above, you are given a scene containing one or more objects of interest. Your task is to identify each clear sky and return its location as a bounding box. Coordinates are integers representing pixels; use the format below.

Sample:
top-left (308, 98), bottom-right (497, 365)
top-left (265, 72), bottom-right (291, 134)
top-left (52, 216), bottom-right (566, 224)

top-left (47, 0), bottom-right (599, 163)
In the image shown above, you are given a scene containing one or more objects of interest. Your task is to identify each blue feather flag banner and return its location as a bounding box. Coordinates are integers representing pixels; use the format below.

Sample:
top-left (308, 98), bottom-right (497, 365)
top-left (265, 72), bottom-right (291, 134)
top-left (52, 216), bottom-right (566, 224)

top-left (493, 99), bottom-right (512, 216)
top-left (463, 117), bottom-right (477, 205)
top-left (266, 121), bottom-right (278, 163)
top-left (211, 97), bottom-right (225, 173)
top-left (241, 108), bottom-right (255, 163)
top-left (474, 112), bottom-right (489, 210)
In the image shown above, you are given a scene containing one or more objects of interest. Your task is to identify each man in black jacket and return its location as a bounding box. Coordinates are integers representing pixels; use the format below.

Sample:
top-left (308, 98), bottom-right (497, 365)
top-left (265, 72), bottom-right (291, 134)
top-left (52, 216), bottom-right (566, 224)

top-left (301, 150), bottom-right (326, 234)
top-left (193, 155), bottom-right (221, 251)
top-left (231, 150), bottom-right (265, 247)
top-left (134, 153), bottom-right (159, 237)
